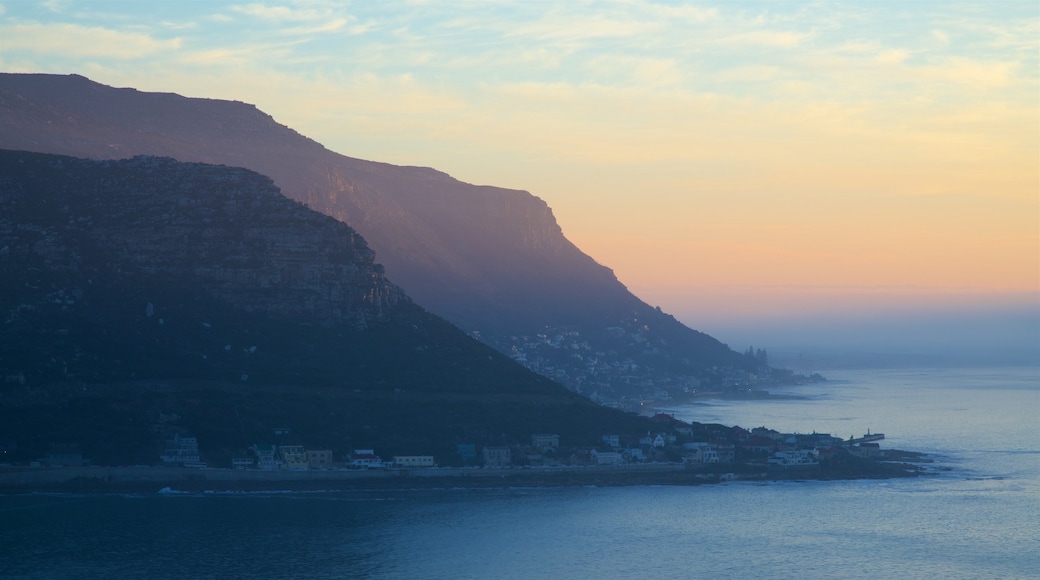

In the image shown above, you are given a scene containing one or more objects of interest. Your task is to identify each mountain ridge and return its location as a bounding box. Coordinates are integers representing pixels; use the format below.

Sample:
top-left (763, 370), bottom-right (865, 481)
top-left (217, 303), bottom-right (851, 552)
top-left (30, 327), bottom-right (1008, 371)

top-left (0, 148), bottom-right (653, 464)
top-left (0, 73), bottom-right (759, 403)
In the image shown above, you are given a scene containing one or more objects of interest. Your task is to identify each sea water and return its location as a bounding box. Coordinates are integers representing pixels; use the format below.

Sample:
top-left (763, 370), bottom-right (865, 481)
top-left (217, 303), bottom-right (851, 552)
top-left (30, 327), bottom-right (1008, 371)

top-left (2, 367), bottom-right (1038, 579)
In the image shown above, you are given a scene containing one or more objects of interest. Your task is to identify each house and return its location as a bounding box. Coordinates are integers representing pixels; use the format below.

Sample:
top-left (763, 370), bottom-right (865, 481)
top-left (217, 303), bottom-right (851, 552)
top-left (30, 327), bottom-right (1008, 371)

top-left (601, 434), bottom-right (620, 449)
top-left (278, 445), bottom-right (308, 471)
top-left (393, 455), bottom-right (435, 468)
top-left (307, 449), bottom-right (334, 469)
top-left (482, 446), bottom-right (512, 467)
top-left (713, 443), bottom-right (736, 464)
top-left (456, 443), bottom-right (477, 463)
top-left (752, 427), bottom-right (784, 441)
top-left (682, 442), bottom-right (718, 464)
top-left (740, 436), bottom-right (778, 454)
top-left (350, 449), bottom-right (384, 468)
top-left (640, 433), bottom-right (667, 448)
top-left (850, 442), bottom-right (882, 458)
top-left (252, 444), bottom-right (280, 470)
top-left (161, 433), bottom-right (200, 466)
top-left (767, 449), bottom-right (820, 468)
top-left (622, 448), bottom-right (645, 461)
top-left (530, 433), bottom-right (560, 451)
top-left (232, 456), bottom-right (255, 469)
top-left (591, 450), bottom-right (623, 466)
top-left (807, 432), bottom-right (844, 448)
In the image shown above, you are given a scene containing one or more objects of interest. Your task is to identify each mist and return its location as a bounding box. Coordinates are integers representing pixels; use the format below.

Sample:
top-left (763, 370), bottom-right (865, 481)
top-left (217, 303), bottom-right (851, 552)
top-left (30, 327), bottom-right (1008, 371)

top-left (683, 302), bottom-right (1040, 371)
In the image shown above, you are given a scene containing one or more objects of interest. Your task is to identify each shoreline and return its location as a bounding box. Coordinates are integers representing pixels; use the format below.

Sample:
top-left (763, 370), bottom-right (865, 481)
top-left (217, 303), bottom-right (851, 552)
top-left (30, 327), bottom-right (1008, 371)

top-left (0, 455), bottom-right (931, 495)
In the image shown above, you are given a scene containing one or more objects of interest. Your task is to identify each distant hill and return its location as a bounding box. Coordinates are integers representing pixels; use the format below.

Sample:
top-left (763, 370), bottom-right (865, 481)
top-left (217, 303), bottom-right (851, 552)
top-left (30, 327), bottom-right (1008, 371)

top-left (0, 73), bottom-right (754, 403)
top-left (0, 149), bottom-right (652, 465)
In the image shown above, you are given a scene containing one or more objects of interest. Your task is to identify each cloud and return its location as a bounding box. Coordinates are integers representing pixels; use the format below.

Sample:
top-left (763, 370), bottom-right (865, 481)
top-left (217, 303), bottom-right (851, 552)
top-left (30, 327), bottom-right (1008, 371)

top-left (229, 2), bottom-right (347, 23)
top-left (716, 65), bottom-right (779, 83)
top-left (721, 30), bottom-right (810, 48)
top-left (1, 22), bottom-right (181, 58)
top-left (228, 2), bottom-right (354, 35)
top-left (280, 17), bottom-right (349, 35)
top-left (504, 13), bottom-right (660, 44)
top-left (923, 57), bottom-right (1018, 88)
top-left (230, 3), bottom-right (329, 21)
top-left (41, 0), bottom-right (72, 13)
top-left (180, 40), bottom-right (306, 66)
top-left (875, 49), bottom-right (909, 64)
top-left (585, 55), bottom-right (682, 88)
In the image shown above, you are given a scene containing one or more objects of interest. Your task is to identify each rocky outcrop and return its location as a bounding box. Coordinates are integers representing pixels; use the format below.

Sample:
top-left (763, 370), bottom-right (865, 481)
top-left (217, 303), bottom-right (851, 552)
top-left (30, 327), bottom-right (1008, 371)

top-left (0, 151), bottom-right (403, 330)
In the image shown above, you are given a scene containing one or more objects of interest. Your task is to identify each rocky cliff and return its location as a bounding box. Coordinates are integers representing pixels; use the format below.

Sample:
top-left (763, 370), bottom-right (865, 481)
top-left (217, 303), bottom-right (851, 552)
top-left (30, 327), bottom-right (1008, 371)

top-left (1, 153), bottom-right (400, 330)
top-left (0, 149), bottom-right (652, 464)
top-left (0, 73), bottom-right (752, 402)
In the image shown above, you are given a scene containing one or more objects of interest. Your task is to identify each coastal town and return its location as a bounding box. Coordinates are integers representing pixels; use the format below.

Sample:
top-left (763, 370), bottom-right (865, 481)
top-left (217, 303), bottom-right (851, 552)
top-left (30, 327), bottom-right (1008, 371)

top-left (475, 323), bottom-right (823, 410)
top-left (5, 412), bottom-right (899, 492)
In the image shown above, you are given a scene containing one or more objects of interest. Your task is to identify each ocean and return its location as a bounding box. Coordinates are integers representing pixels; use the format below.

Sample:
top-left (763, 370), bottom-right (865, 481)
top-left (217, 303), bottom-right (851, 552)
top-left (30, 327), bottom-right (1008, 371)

top-left (2, 366), bottom-right (1038, 579)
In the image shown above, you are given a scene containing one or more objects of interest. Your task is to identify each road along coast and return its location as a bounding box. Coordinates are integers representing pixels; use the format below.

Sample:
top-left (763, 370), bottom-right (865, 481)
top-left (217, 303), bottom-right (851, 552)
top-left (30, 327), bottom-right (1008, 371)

top-left (0, 455), bottom-right (931, 494)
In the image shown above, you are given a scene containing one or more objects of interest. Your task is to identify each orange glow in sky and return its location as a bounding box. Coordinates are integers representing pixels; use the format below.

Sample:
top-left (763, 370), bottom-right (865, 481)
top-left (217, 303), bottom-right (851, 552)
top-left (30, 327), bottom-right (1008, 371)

top-left (1, 1), bottom-right (1037, 323)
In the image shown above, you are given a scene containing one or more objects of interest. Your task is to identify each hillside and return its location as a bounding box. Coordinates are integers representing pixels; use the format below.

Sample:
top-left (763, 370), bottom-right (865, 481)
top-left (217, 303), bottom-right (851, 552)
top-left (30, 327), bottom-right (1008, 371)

top-left (0, 73), bottom-right (757, 404)
top-left (0, 149), bottom-right (652, 465)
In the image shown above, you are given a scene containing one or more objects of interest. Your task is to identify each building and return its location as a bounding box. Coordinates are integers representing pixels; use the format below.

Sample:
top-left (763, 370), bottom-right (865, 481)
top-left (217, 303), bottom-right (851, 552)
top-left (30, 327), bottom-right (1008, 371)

top-left (276, 445), bottom-right (307, 471)
top-left (591, 450), bottom-right (622, 466)
top-left (482, 446), bottom-right (512, 467)
top-left (252, 444), bottom-right (280, 470)
top-left (682, 442), bottom-right (719, 464)
top-left (307, 449), bottom-right (334, 469)
top-left (622, 448), bottom-right (645, 461)
top-left (640, 433), bottom-right (667, 448)
top-left (232, 456), bottom-right (254, 469)
top-left (456, 443), bottom-right (477, 464)
top-left (601, 434), bottom-right (620, 449)
top-left (530, 433), bottom-right (560, 451)
top-left (161, 433), bottom-right (200, 466)
top-left (350, 449), bottom-right (384, 468)
top-left (849, 442), bottom-right (883, 459)
top-left (393, 455), bottom-right (435, 468)
top-left (767, 449), bottom-right (820, 468)
top-left (713, 443), bottom-right (736, 464)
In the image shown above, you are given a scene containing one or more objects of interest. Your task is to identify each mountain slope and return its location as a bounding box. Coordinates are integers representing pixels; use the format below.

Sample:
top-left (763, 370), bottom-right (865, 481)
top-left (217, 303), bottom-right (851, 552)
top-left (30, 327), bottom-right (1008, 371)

top-left (0, 73), bottom-right (751, 401)
top-left (0, 149), bottom-right (651, 465)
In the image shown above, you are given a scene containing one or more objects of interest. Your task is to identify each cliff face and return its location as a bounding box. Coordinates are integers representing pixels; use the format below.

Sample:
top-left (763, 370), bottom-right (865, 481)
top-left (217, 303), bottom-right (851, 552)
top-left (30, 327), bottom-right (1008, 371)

top-left (0, 152), bottom-right (402, 330)
top-left (0, 73), bottom-right (622, 330)
top-left (0, 73), bottom-right (748, 400)
top-left (0, 149), bottom-right (653, 463)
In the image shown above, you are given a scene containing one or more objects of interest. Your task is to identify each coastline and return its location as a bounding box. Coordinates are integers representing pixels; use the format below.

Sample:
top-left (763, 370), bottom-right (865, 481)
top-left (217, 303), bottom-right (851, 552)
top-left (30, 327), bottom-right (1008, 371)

top-left (0, 455), bottom-right (930, 494)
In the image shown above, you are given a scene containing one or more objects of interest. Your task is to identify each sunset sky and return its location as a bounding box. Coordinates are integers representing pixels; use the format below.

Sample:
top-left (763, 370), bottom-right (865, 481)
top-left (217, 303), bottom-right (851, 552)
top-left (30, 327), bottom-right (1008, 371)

top-left (2, 1), bottom-right (1037, 354)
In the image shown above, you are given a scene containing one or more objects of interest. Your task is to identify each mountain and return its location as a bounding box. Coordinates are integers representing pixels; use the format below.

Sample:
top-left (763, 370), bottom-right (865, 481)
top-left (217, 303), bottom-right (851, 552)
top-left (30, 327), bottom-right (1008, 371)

top-left (0, 149), bottom-right (652, 465)
top-left (0, 73), bottom-right (757, 404)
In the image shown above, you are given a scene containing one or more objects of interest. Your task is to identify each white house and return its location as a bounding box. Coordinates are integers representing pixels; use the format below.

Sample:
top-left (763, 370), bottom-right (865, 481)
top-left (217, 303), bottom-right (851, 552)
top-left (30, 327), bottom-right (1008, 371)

top-left (350, 449), bottom-right (384, 468)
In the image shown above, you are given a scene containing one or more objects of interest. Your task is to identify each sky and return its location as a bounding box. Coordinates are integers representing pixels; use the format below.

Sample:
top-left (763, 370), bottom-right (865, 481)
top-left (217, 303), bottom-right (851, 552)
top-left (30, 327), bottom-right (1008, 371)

top-left (1, 1), bottom-right (1038, 361)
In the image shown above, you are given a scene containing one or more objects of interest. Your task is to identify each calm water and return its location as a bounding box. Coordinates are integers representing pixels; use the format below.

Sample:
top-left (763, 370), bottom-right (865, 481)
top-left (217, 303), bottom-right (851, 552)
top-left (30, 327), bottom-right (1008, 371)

top-left (2, 366), bottom-right (1038, 579)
